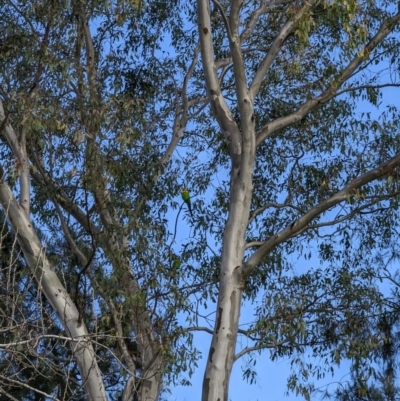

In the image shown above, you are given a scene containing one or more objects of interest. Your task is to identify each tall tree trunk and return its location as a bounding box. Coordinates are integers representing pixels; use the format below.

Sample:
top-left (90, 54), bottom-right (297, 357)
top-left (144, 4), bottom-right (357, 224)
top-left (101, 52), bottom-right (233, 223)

top-left (201, 158), bottom-right (255, 401)
top-left (197, 0), bottom-right (256, 397)
top-left (202, 275), bottom-right (243, 401)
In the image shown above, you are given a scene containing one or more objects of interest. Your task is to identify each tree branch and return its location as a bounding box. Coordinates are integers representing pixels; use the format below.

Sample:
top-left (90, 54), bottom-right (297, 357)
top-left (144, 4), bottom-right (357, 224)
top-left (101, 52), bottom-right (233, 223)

top-left (244, 241), bottom-right (264, 249)
top-left (248, 202), bottom-right (304, 224)
top-left (0, 388), bottom-right (19, 401)
top-left (0, 374), bottom-right (61, 401)
top-left (187, 326), bottom-right (214, 334)
top-left (250, 0), bottom-right (316, 97)
top-left (306, 200), bottom-right (396, 230)
top-left (241, 153), bottom-right (400, 277)
top-left (0, 101), bottom-right (30, 218)
top-left (50, 194), bottom-right (138, 401)
top-left (334, 82), bottom-right (400, 97)
top-left (234, 339), bottom-right (290, 361)
top-left (240, 0), bottom-right (267, 44)
top-left (211, 0), bottom-right (232, 41)
top-left (29, 162), bottom-right (99, 236)
top-left (197, 0), bottom-right (241, 158)
top-left (0, 165), bottom-right (107, 400)
top-left (256, 10), bottom-right (400, 145)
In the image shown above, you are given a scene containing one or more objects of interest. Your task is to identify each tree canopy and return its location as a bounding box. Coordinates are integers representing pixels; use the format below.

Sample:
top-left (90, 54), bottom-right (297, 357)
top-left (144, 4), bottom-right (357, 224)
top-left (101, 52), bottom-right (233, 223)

top-left (1, 0), bottom-right (400, 400)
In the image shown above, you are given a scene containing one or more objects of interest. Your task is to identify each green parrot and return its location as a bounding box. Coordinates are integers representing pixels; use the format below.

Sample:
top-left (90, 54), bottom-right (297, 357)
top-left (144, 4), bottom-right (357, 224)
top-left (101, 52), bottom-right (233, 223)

top-left (181, 188), bottom-right (193, 217)
top-left (172, 258), bottom-right (181, 270)
top-left (169, 252), bottom-right (181, 279)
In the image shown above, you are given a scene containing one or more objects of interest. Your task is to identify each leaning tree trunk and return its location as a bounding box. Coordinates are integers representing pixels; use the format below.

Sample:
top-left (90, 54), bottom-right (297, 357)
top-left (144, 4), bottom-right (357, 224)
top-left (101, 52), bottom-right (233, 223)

top-left (0, 166), bottom-right (107, 401)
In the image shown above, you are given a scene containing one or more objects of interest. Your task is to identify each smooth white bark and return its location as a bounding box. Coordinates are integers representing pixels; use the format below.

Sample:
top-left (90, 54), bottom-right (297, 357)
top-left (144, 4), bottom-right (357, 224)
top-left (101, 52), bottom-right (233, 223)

top-left (198, 1), bottom-right (256, 400)
top-left (0, 172), bottom-right (107, 400)
top-left (198, 2), bottom-right (400, 401)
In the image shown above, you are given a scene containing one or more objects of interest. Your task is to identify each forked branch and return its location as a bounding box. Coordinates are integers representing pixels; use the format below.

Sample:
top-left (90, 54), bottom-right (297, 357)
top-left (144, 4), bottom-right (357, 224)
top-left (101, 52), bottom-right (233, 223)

top-left (241, 153), bottom-right (400, 277)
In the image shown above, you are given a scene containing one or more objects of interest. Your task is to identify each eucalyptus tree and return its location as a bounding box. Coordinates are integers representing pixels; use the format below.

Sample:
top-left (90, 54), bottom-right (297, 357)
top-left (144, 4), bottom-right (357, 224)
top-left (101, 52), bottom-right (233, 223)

top-left (0, 0), bottom-right (203, 400)
top-left (2, 1), bottom-right (400, 401)
top-left (189, 0), bottom-right (400, 400)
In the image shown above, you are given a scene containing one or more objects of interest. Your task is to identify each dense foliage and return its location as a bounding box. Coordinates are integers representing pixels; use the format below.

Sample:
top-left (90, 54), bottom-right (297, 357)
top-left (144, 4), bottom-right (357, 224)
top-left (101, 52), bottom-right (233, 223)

top-left (0, 0), bottom-right (400, 400)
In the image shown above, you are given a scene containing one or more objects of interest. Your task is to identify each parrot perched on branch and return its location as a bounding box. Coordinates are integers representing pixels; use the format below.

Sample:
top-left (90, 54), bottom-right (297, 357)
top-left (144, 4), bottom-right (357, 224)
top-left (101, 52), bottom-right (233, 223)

top-left (172, 257), bottom-right (181, 270)
top-left (181, 188), bottom-right (193, 218)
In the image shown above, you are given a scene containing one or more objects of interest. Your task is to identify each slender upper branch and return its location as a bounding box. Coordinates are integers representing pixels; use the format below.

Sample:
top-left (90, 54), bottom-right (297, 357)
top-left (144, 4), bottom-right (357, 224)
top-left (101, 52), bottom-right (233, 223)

top-left (132, 46), bottom-right (201, 218)
top-left (240, 0), bottom-right (267, 44)
top-left (160, 45), bottom-right (200, 168)
top-left (234, 340), bottom-right (289, 361)
top-left (227, 0), bottom-right (257, 179)
top-left (334, 82), bottom-right (400, 97)
top-left (186, 326), bottom-right (214, 334)
top-left (211, 0), bottom-right (232, 41)
top-left (197, 0), bottom-right (241, 156)
top-left (229, 0), bottom-right (242, 40)
top-left (250, 0), bottom-right (316, 98)
top-left (30, 163), bottom-right (99, 235)
top-left (82, 15), bottom-right (97, 93)
top-left (255, 10), bottom-right (400, 146)
top-left (248, 202), bottom-right (304, 224)
top-left (306, 200), bottom-right (394, 230)
top-left (241, 152), bottom-right (400, 277)
top-left (229, 0), bottom-right (249, 102)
